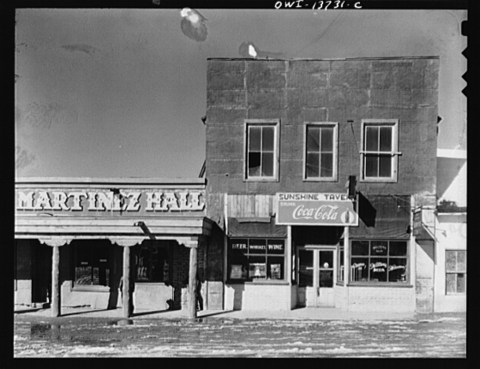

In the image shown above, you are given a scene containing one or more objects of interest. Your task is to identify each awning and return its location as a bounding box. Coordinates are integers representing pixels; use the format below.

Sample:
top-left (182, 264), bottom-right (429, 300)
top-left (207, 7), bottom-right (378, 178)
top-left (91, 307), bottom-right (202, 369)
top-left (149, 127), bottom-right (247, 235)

top-left (349, 194), bottom-right (411, 240)
top-left (227, 217), bottom-right (287, 238)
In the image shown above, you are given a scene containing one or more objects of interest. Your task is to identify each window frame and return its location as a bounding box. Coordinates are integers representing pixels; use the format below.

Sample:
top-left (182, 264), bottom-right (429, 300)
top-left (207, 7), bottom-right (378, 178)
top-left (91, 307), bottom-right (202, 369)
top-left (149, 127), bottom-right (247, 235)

top-left (303, 122), bottom-right (338, 182)
top-left (445, 249), bottom-right (467, 295)
top-left (244, 119), bottom-right (280, 182)
top-left (360, 119), bottom-right (400, 183)
top-left (227, 237), bottom-right (287, 283)
top-left (349, 239), bottom-right (409, 284)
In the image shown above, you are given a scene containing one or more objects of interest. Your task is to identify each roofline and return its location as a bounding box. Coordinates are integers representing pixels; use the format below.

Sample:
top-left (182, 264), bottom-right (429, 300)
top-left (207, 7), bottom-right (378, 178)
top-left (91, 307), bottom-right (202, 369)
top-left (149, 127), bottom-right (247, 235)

top-left (207, 56), bottom-right (440, 61)
top-left (15, 177), bottom-right (206, 185)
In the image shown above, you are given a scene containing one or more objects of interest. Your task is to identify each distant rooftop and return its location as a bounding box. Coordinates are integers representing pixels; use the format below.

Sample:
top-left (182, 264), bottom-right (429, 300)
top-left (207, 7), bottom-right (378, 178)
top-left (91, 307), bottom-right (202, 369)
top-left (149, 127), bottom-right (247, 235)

top-left (437, 149), bottom-right (467, 159)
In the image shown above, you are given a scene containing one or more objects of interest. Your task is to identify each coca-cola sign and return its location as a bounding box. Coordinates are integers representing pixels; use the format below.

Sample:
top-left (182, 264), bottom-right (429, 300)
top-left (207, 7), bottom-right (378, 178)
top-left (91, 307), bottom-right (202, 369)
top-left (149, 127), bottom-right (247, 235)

top-left (275, 192), bottom-right (358, 226)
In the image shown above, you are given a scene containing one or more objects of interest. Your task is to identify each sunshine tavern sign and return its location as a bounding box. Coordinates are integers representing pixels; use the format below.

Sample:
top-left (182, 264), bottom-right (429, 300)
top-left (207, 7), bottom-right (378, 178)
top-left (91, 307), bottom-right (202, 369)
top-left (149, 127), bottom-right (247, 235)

top-left (275, 192), bottom-right (358, 226)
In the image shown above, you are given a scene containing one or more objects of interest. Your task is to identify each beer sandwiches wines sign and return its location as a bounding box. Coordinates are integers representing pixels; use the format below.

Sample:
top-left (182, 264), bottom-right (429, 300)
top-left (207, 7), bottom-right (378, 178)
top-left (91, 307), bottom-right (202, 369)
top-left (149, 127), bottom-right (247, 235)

top-left (275, 193), bottom-right (358, 226)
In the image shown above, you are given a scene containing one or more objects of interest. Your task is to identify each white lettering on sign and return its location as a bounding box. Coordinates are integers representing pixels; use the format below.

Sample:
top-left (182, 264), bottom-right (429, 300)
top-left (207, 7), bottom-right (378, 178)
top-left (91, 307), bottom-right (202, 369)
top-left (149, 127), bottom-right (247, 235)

top-left (16, 190), bottom-right (205, 213)
top-left (17, 191), bottom-right (34, 210)
top-left (293, 204), bottom-right (339, 221)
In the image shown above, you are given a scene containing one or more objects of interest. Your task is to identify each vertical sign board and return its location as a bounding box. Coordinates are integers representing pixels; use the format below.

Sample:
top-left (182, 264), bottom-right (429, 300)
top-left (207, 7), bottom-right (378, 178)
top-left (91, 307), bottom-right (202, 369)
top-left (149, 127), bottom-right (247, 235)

top-left (275, 193), bottom-right (358, 226)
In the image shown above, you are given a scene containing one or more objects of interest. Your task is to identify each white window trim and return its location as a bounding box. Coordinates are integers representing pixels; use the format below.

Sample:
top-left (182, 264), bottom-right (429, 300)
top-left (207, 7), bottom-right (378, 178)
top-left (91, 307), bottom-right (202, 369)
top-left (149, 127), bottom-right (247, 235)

top-left (244, 119), bottom-right (280, 182)
top-left (360, 119), bottom-right (400, 183)
top-left (303, 121), bottom-right (338, 182)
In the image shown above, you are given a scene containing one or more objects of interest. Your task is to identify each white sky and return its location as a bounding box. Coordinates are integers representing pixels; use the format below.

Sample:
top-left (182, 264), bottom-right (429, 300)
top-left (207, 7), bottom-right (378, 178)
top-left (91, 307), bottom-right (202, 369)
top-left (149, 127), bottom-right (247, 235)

top-left (15, 9), bottom-right (467, 178)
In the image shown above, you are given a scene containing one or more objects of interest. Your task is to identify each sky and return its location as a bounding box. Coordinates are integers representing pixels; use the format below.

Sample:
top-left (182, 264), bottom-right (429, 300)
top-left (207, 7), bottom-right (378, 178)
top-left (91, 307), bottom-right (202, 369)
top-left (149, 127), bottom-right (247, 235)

top-left (15, 8), bottom-right (467, 179)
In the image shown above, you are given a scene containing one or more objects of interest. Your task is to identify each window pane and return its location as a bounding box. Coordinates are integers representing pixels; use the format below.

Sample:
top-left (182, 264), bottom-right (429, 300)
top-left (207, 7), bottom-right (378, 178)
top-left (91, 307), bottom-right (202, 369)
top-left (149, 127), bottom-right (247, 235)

top-left (262, 126), bottom-right (274, 151)
top-left (136, 247), bottom-right (150, 281)
top-left (268, 256), bottom-right (284, 280)
top-left (378, 155), bottom-right (392, 177)
top-left (319, 251), bottom-right (333, 268)
top-left (371, 241), bottom-right (388, 256)
top-left (248, 256), bottom-right (267, 279)
top-left (230, 239), bottom-right (248, 252)
top-left (379, 126), bottom-right (393, 152)
top-left (370, 258), bottom-right (388, 282)
top-left (248, 152), bottom-right (261, 177)
top-left (365, 155), bottom-right (378, 177)
top-left (319, 270), bottom-right (333, 287)
top-left (388, 258), bottom-right (407, 282)
top-left (352, 241), bottom-right (369, 256)
top-left (365, 126), bottom-right (379, 151)
top-left (249, 126), bottom-right (261, 151)
top-left (306, 153), bottom-right (319, 178)
top-left (390, 242), bottom-right (407, 256)
top-left (261, 152), bottom-right (274, 176)
top-left (299, 268), bottom-right (313, 287)
top-left (338, 249), bottom-right (344, 282)
top-left (267, 239), bottom-right (284, 255)
top-left (457, 251), bottom-right (466, 271)
top-left (249, 239), bottom-right (266, 254)
top-left (320, 127), bottom-right (333, 152)
top-left (446, 273), bottom-right (456, 294)
top-left (320, 153), bottom-right (333, 177)
top-left (307, 126), bottom-right (320, 152)
top-left (456, 273), bottom-right (466, 293)
top-left (299, 249), bottom-right (313, 287)
top-left (75, 266), bottom-right (93, 285)
top-left (445, 251), bottom-right (457, 272)
top-left (229, 239), bottom-right (249, 280)
top-left (351, 257), bottom-right (368, 281)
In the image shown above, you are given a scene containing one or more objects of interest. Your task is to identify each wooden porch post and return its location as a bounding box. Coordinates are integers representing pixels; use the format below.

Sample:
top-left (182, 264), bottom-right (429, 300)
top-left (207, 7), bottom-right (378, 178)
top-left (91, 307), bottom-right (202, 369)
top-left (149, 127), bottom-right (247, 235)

top-left (51, 246), bottom-right (60, 317)
top-left (188, 244), bottom-right (198, 319)
top-left (39, 238), bottom-right (71, 318)
top-left (122, 245), bottom-right (131, 318)
top-left (344, 226), bottom-right (350, 309)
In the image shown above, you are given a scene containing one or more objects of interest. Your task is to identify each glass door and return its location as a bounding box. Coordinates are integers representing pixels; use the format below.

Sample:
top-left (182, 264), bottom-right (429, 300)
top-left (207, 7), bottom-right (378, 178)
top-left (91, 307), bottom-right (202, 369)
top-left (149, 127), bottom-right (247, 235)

top-left (297, 247), bottom-right (336, 307)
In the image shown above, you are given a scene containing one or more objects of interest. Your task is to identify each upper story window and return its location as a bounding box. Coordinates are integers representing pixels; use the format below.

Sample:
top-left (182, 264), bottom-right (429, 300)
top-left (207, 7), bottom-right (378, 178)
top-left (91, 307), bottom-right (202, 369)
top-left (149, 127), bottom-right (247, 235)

top-left (245, 120), bottom-right (279, 181)
top-left (304, 122), bottom-right (338, 181)
top-left (360, 119), bottom-right (400, 182)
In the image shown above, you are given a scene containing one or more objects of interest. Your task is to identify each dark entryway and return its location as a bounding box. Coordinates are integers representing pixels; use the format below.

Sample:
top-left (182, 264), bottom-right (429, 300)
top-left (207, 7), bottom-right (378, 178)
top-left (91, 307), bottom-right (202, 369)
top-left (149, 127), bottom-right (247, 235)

top-left (31, 241), bottom-right (52, 304)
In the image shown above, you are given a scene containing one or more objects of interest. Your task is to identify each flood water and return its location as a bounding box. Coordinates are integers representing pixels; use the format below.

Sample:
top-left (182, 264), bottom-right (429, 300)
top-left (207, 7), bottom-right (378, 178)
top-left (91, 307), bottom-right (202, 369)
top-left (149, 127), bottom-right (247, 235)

top-left (14, 314), bottom-right (466, 357)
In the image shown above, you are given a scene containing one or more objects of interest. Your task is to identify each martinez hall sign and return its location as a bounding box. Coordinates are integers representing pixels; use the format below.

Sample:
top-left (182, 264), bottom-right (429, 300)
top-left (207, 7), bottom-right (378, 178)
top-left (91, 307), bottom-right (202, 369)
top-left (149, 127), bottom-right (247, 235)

top-left (275, 192), bottom-right (358, 226)
top-left (15, 188), bottom-right (205, 215)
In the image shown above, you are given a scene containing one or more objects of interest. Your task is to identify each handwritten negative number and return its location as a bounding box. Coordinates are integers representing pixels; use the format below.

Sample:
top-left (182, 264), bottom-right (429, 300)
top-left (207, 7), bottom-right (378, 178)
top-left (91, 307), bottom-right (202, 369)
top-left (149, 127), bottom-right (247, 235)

top-left (313, 1), bottom-right (362, 9)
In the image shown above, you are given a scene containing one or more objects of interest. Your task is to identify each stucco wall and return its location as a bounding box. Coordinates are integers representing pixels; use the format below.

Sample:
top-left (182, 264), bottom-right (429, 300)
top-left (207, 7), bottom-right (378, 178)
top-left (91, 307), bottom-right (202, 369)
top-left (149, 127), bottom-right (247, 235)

top-left (206, 57), bottom-right (439, 221)
top-left (225, 283), bottom-right (292, 311)
top-left (434, 214), bottom-right (466, 312)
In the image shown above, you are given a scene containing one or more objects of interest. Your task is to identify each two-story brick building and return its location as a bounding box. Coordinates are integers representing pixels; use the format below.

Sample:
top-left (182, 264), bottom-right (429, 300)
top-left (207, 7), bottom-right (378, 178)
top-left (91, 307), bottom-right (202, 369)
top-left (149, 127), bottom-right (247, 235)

top-left (203, 56), bottom-right (440, 313)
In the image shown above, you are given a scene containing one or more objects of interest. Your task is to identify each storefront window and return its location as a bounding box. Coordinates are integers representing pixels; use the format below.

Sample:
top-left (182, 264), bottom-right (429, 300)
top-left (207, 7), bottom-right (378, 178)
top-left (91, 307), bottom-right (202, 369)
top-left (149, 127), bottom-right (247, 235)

top-left (228, 238), bottom-right (285, 281)
top-left (74, 242), bottom-right (110, 287)
top-left (350, 240), bottom-right (408, 283)
top-left (445, 250), bottom-right (466, 294)
top-left (135, 243), bottom-right (170, 283)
